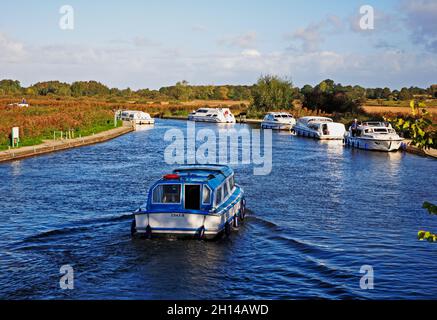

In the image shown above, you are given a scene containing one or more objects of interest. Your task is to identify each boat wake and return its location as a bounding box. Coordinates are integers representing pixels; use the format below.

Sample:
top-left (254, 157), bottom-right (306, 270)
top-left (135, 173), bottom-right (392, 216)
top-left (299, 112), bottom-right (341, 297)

top-left (9, 213), bottom-right (133, 250)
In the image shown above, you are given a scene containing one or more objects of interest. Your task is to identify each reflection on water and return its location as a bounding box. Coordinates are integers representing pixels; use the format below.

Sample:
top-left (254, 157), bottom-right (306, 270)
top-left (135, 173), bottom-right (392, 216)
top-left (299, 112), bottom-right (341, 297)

top-left (134, 124), bottom-right (155, 132)
top-left (11, 160), bottom-right (22, 176)
top-left (0, 119), bottom-right (436, 300)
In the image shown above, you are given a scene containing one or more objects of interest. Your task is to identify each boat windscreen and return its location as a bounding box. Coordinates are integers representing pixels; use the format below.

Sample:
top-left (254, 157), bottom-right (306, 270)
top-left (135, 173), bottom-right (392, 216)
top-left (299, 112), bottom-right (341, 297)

top-left (374, 128), bottom-right (388, 133)
top-left (152, 184), bottom-right (181, 204)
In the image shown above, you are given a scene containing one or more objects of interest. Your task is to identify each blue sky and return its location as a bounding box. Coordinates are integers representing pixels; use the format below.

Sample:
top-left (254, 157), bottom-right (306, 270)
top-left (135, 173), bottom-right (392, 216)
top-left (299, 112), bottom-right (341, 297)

top-left (1, 0), bottom-right (436, 89)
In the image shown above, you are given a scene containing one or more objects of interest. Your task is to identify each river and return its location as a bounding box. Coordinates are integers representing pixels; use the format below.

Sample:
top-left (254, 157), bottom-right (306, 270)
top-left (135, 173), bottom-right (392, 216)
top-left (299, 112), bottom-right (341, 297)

top-left (0, 119), bottom-right (436, 299)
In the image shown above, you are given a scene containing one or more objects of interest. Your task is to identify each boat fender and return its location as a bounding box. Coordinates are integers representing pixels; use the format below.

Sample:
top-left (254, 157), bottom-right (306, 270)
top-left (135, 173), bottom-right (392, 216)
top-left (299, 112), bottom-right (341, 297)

top-left (130, 219), bottom-right (137, 236)
top-left (145, 225), bottom-right (152, 239)
top-left (233, 214), bottom-right (239, 228)
top-left (224, 221), bottom-right (231, 236)
top-left (196, 226), bottom-right (205, 240)
top-left (240, 199), bottom-right (246, 221)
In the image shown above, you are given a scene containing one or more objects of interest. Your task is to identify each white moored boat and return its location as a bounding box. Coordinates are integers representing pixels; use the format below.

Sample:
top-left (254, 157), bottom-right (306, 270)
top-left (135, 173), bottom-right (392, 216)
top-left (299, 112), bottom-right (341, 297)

top-left (188, 108), bottom-right (236, 123)
top-left (294, 116), bottom-right (346, 140)
top-left (119, 110), bottom-right (155, 125)
top-left (344, 121), bottom-right (404, 152)
top-left (261, 112), bottom-right (296, 130)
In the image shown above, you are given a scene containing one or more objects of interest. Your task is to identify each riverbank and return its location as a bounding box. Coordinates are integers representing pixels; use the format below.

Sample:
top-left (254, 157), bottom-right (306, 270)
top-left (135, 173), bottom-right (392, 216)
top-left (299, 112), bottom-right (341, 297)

top-left (404, 140), bottom-right (437, 159)
top-left (0, 125), bottom-right (133, 163)
top-left (161, 116), bottom-right (437, 159)
top-left (161, 115), bottom-right (262, 124)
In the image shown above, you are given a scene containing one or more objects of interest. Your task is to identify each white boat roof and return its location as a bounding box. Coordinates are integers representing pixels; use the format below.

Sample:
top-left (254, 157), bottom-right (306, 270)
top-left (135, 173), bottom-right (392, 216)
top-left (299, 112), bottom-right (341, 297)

top-left (196, 107), bottom-right (231, 111)
top-left (299, 116), bottom-right (333, 123)
top-left (361, 121), bottom-right (389, 128)
top-left (267, 112), bottom-right (294, 116)
top-left (122, 110), bottom-right (150, 115)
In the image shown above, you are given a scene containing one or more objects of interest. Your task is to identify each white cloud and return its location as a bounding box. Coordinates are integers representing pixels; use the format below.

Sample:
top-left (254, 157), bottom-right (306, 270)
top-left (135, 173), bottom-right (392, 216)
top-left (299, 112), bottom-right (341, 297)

top-left (0, 32), bottom-right (26, 62)
top-left (401, 0), bottom-right (437, 52)
top-left (192, 25), bottom-right (207, 32)
top-left (219, 32), bottom-right (257, 49)
top-left (286, 15), bottom-right (343, 52)
top-left (0, 28), bottom-right (435, 90)
top-left (241, 49), bottom-right (261, 57)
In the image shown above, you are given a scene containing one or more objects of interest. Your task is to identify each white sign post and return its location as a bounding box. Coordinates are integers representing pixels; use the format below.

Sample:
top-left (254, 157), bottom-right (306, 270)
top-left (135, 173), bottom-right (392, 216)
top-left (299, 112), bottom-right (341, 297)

top-left (12, 127), bottom-right (19, 148)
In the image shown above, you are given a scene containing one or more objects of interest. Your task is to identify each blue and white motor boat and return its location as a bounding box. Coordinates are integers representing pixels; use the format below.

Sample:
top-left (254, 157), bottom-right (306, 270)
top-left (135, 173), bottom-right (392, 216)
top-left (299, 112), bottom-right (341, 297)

top-left (131, 165), bottom-right (246, 239)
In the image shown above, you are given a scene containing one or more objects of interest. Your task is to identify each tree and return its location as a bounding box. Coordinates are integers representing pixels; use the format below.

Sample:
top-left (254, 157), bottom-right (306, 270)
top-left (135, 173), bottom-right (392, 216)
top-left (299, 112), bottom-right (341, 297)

top-left (385, 100), bottom-right (435, 149)
top-left (71, 81), bottom-right (109, 97)
top-left (398, 87), bottom-right (413, 101)
top-left (251, 75), bottom-right (296, 111)
top-left (30, 81), bottom-right (71, 96)
top-left (302, 80), bottom-right (363, 113)
top-left (0, 79), bottom-right (22, 95)
top-left (213, 86), bottom-right (229, 100)
top-left (381, 87), bottom-right (391, 99)
top-left (418, 202), bottom-right (437, 242)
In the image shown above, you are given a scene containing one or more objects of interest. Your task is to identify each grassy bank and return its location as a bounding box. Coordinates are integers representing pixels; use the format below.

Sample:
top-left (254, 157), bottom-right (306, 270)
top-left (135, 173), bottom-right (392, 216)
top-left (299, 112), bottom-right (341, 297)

top-left (0, 99), bottom-right (125, 150)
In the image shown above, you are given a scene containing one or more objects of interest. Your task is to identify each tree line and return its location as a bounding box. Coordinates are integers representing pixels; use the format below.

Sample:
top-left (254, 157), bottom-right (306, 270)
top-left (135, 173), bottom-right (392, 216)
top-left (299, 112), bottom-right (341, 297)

top-left (1, 78), bottom-right (435, 101)
top-left (1, 78), bottom-right (436, 114)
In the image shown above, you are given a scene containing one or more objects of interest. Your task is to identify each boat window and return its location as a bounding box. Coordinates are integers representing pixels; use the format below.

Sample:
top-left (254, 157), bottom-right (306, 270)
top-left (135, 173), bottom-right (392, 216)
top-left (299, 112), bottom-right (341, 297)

top-left (374, 128), bottom-right (388, 133)
top-left (202, 185), bottom-right (211, 205)
top-left (197, 109), bottom-right (208, 113)
top-left (215, 187), bottom-right (223, 205)
top-left (184, 185), bottom-right (201, 210)
top-left (223, 181), bottom-right (229, 199)
top-left (152, 184), bottom-right (181, 204)
top-left (229, 176), bottom-right (235, 190)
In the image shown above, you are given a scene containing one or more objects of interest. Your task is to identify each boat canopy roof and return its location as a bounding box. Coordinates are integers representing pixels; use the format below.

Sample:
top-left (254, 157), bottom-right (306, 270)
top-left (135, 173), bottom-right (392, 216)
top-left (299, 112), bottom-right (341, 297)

top-left (361, 121), bottom-right (390, 128)
top-left (195, 107), bottom-right (231, 112)
top-left (299, 116), bottom-right (333, 123)
top-left (155, 165), bottom-right (234, 190)
top-left (266, 112), bottom-right (294, 117)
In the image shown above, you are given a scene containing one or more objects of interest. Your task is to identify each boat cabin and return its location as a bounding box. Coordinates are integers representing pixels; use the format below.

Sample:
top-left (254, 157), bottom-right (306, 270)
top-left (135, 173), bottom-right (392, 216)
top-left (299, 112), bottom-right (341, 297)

top-left (146, 165), bottom-right (237, 213)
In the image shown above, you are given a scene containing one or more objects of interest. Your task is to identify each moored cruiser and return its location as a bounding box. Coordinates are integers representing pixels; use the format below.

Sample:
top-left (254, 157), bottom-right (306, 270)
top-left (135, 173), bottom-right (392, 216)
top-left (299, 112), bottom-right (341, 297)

top-left (119, 110), bottom-right (155, 125)
top-left (261, 112), bottom-right (296, 130)
top-left (294, 116), bottom-right (346, 140)
top-left (131, 165), bottom-right (246, 240)
top-left (188, 108), bottom-right (236, 123)
top-left (344, 121), bottom-right (404, 152)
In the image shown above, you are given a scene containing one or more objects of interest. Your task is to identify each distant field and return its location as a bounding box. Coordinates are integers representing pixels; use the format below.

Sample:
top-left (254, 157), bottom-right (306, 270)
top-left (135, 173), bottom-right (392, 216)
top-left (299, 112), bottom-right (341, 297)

top-left (362, 105), bottom-right (437, 114)
top-left (180, 100), bottom-right (250, 107)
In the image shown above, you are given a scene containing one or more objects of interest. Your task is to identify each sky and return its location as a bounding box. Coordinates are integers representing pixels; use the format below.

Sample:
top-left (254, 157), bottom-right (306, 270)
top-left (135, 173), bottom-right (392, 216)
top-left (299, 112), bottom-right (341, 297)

top-left (0, 0), bottom-right (436, 90)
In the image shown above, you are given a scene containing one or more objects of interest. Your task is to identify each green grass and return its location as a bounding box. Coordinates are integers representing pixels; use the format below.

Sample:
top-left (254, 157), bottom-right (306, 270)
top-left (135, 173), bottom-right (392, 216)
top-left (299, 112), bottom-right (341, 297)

top-left (0, 120), bottom-right (122, 151)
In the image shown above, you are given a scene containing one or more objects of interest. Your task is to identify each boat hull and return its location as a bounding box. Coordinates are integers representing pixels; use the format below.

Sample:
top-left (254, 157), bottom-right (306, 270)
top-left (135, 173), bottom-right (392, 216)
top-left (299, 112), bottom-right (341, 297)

top-left (134, 119), bottom-right (155, 125)
top-left (294, 127), bottom-right (344, 140)
top-left (261, 121), bottom-right (294, 130)
top-left (345, 136), bottom-right (403, 152)
top-left (133, 198), bottom-right (244, 239)
top-left (188, 116), bottom-right (235, 123)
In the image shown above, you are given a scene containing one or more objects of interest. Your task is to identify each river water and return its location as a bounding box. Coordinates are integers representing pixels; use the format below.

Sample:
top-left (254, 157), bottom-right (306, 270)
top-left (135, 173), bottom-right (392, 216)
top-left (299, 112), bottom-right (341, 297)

top-left (0, 119), bottom-right (436, 299)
